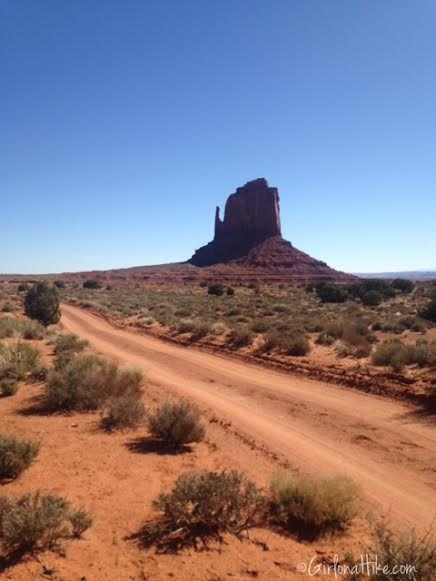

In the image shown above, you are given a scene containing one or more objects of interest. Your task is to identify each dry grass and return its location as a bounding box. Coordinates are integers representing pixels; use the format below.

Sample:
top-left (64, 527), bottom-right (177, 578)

top-left (269, 472), bottom-right (361, 535)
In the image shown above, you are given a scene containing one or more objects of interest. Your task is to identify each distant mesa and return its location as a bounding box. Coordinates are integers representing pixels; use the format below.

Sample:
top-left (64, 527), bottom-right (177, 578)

top-left (189, 178), bottom-right (351, 281)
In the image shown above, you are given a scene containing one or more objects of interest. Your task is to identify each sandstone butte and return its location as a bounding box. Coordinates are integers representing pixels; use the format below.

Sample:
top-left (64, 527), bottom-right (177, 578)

top-left (189, 178), bottom-right (352, 281)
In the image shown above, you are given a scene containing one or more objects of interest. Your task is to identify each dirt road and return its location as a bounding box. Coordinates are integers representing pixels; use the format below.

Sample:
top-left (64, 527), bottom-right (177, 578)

top-left (61, 304), bottom-right (436, 531)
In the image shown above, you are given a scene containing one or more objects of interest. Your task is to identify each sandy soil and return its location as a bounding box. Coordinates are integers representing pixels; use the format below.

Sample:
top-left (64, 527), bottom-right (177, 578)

top-left (1, 304), bottom-right (435, 580)
top-left (60, 305), bottom-right (436, 530)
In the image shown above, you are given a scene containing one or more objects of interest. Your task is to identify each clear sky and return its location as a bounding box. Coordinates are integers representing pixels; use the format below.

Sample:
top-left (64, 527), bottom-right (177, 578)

top-left (1, 1), bottom-right (435, 274)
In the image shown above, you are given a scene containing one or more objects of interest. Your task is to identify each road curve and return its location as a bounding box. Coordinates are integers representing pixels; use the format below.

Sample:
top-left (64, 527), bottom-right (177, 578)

top-left (61, 303), bottom-right (436, 531)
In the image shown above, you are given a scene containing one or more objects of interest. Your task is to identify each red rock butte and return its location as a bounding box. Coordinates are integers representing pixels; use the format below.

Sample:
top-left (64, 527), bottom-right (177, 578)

top-left (189, 178), bottom-right (352, 281)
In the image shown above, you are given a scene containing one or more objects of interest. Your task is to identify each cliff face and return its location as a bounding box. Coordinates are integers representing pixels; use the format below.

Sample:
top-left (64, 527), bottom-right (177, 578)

top-left (190, 178), bottom-right (282, 266)
top-left (189, 178), bottom-right (352, 281)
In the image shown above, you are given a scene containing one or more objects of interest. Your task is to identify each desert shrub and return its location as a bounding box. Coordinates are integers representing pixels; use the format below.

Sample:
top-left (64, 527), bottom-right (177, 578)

top-left (83, 279), bottom-right (103, 289)
top-left (147, 402), bottom-right (205, 448)
top-left (379, 318), bottom-right (406, 334)
top-left (273, 304), bottom-right (290, 314)
top-left (316, 283), bottom-right (348, 304)
top-left (190, 320), bottom-right (211, 342)
top-left (18, 283), bottom-right (29, 292)
top-left (250, 319), bottom-right (270, 333)
top-left (0, 492), bottom-right (91, 556)
top-left (140, 316), bottom-right (155, 326)
top-left (207, 283), bottom-right (225, 296)
top-left (0, 317), bottom-right (44, 340)
top-left (340, 325), bottom-right (373, 358)
top-left (371, 340), bottom-right (413, 372)
top-left (174, 307), bottom-right (191, 317)
top-left (361, 290), bottom-right (383, 306)
top-left (263, 331), bottom-right (310, 356)
top-left (229, 326), bottom-right (253, 348)
top-left (211, 322), bottom-right (227, 336)
top-left (53, 333), bottom-right (88, 357)
top-left (349, 279), bottom-right (396, 301)
top-left (0, 317), bottom-right (21, 339)
top-left (100, 395), bottom-right (146, 431)
top-left (359, 520), bottom-right (436, 580)
top-left (24, 282), bottom-right (60, 326)
top-left (409, 319), bottom-right (426, 333)
top-left (421, 291), bottom-right (436, 322)
top-left (315, 332), bottom-right (336, 346)
top-left (21, 320), bottom-right (45, 340)
top-left (391, 279), bottom-right (415, 294)
top-left (0, 378), bottom-right (19, 397)
top-left (399, 315), bottom-right (417, 330)
top-left (335, 340), bottom-right (350, 358)
top-left (269, 472), bottom-right (360, 535)
top-left (0, 343), bottom-right (42, 382)
top-left (410, 340), bottom-right (436, 367)
top-left (54, 280), bottom-right (66, 289)
top-left (2, 304), bottom-right (14, 313)
top-left (175, 319), bottom-right (196, 334)
top-left (46, 354), bottom-right (143, 411)
top-left (225, 307), bottom-right (241, 317)
top-left (154, 470), bottom-right (265, 539)
top-left (226, 286), bottom-right (235, 296)
top-left (0, 435), bottom-right (39, 481)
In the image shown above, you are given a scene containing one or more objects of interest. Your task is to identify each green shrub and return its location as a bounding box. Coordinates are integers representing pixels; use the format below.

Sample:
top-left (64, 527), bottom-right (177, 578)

top-left (229, 326), bottom-right (253, 348)
top-left (0, 343), bottom-right (42, 382)
top-left (269, 472), bottom-right (360, 534)
top-left (154, 470), bottom-right (264, 539)
top-left (0, 492), bottom-right (91, 556)
top-left (316, 283), bottom-right (348, 304)
top-left (421, 291), bottom-right (436, 322)
top-left (361, 290), bottom-right (383, 306)
top-left (24, 282), bottom-right (60, 326)
top-left (100, 395), bottom-right (146, 431)
top-left (147, 402), bottom-right (205, 448)
top-left (83, 279), bottom-right (103, 289)
top-left (391, 279), bottom-right (415, 294)
top-left (207, 283), bottom-right (225, 296)
top-left (46, 354), bottom-right (143, 411)
top-left (349, 279), bottom-right (396, 301)
top-left (0, 435), bottom-right (39, 481)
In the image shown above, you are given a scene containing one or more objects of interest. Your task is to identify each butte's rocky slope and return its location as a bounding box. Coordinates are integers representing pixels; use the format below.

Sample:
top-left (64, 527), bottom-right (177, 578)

top-left (190, 178), bottom-right (351, 280)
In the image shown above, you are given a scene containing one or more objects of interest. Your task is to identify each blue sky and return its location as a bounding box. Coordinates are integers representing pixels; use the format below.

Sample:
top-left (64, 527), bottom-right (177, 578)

top-left (1, 1), bottom-right (435, 274)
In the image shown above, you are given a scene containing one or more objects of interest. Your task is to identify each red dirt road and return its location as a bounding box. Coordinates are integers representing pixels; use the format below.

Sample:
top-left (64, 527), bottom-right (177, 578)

top-left (61, 304), bottom-right (436, 532)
